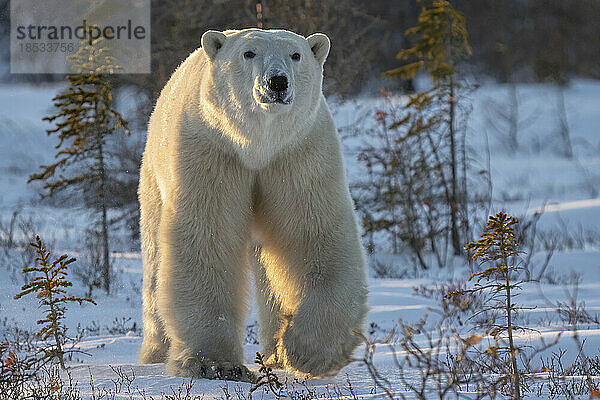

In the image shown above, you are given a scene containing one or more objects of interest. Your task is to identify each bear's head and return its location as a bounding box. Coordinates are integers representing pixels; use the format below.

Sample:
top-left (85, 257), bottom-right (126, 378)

top-left (201, 29), bottom-right (330, 115)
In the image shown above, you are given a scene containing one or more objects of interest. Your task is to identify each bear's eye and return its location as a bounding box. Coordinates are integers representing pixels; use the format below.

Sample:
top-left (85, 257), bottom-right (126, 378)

top-left (243, 51), bottom-right (256, 59)
top-left (291, 52), bottom-right (301, 61)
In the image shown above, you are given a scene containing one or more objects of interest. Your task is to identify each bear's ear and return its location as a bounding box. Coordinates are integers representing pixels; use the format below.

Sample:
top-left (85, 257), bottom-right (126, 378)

top-left (202, 30), bottom-right (227, 61)
top-left (307, 33), bottom-right (330, 66)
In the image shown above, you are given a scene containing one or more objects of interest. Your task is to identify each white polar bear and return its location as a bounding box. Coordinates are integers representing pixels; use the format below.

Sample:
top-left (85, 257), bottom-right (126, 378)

top-left (138, 28), bottom-right (368, 381)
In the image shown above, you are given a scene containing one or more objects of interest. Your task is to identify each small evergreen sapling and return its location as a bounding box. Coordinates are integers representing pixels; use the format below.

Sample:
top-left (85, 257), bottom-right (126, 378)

top-left (14, 236), bottom-right (96, 369)
top-left (450, 212), bottom-right (525, 399)
top-left (248, 352), bottom-right (282, 398)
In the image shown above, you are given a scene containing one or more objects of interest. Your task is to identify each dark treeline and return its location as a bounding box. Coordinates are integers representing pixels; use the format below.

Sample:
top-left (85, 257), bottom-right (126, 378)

top-left (2, 0), bottom-right (600, 98)
top-left (456, 0), bottom-right (600, 84)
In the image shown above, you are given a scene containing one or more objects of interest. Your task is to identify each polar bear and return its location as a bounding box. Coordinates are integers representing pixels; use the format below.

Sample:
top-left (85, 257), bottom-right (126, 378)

top-left (138, 28), bottom-right (368, 382)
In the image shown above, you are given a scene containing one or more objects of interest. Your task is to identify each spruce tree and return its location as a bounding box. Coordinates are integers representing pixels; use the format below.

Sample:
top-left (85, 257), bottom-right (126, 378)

top-left (384, 0), bottom-right (472, 256)
top-left (456, 212), bottom-right (524, 399)
top-left (29, 38), bottom-right (129, 293)
top-left (14, 236), bottom-right (96, 369)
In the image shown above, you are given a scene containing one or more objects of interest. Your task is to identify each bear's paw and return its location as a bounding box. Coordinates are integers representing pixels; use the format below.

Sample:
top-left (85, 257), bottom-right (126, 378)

top-left (276, 323), bottom-right (357, 377)
top-left (168, 357), bottom-right (257, 383)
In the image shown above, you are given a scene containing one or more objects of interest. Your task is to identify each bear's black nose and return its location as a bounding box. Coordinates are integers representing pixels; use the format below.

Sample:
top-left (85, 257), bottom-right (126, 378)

top-left (268, 75), bottom-right (288, 92)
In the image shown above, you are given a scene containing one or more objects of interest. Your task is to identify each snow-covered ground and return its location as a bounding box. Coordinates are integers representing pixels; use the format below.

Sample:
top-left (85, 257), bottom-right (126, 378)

top-left (1, 79), bottom-right (599, 398)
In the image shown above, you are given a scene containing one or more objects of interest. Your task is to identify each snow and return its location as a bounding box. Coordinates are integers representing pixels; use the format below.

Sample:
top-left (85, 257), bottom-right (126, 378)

top-left (1, 78), bottom-right (600, 398)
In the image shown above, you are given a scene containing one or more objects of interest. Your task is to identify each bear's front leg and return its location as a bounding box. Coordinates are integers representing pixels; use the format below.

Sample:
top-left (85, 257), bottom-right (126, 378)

top-left (156, 153), bottom-right (256, 382)
top-left (271, 236), bottom-right (368, 377)
top-left (255, 125), bottom-right (368, 377)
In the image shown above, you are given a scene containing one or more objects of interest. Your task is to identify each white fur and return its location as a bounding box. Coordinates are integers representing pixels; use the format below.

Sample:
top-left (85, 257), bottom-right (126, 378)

top-left (138, 28), bottom-right (367, 378)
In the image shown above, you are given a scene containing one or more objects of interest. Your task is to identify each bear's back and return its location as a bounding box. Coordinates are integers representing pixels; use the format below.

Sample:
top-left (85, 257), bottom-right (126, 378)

top-left (144, 49), bottom-right (210, 166)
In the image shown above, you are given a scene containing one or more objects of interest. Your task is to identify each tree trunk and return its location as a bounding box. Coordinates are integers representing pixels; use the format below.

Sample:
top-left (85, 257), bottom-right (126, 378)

top-left (448, 79), bottom-right (461, 255)
top-left (52, 319), bottom-right (66, 369)
top-left (47, 283), bottom-right (66, 369)
top-left (506, 278), bottom-right (521, 398)
top-left (460, 90), bottom-right (471, 250)
top-left (556, 86), bottom-right (573, 159)
top-left (423, 128), bottom-right (453, 265)
top-left (504, 254), bottom-right (521, 399)
top-left (97, 134), bottom-right (111, 293)
top-left (509, 84), bottom-right (519, 151)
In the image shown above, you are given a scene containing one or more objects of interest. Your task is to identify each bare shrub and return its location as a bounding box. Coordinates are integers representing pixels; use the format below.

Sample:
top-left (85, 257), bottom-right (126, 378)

top-left (482, 84), bottom-right (539, 153)
top-left (352, 86), bottom-right (483, 272)
top-left (106, 133), bottom-right (144, 245)
top-left (359, 315), bottom-right (500, 399)
top-left (536, 278), bottom-right (600, 398)
top-left (538, 344), bottom-right (600, 398)
top-left (413, 281), bottom-right (490, 330)
top-left (106, 317), bottom-right (138, 336)
top-left (0, 326), bottom-right (82, 400)
top-left (0, 207), bottom-right (43, 281)
top-left (0, 207), bottom-right (20, 251)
